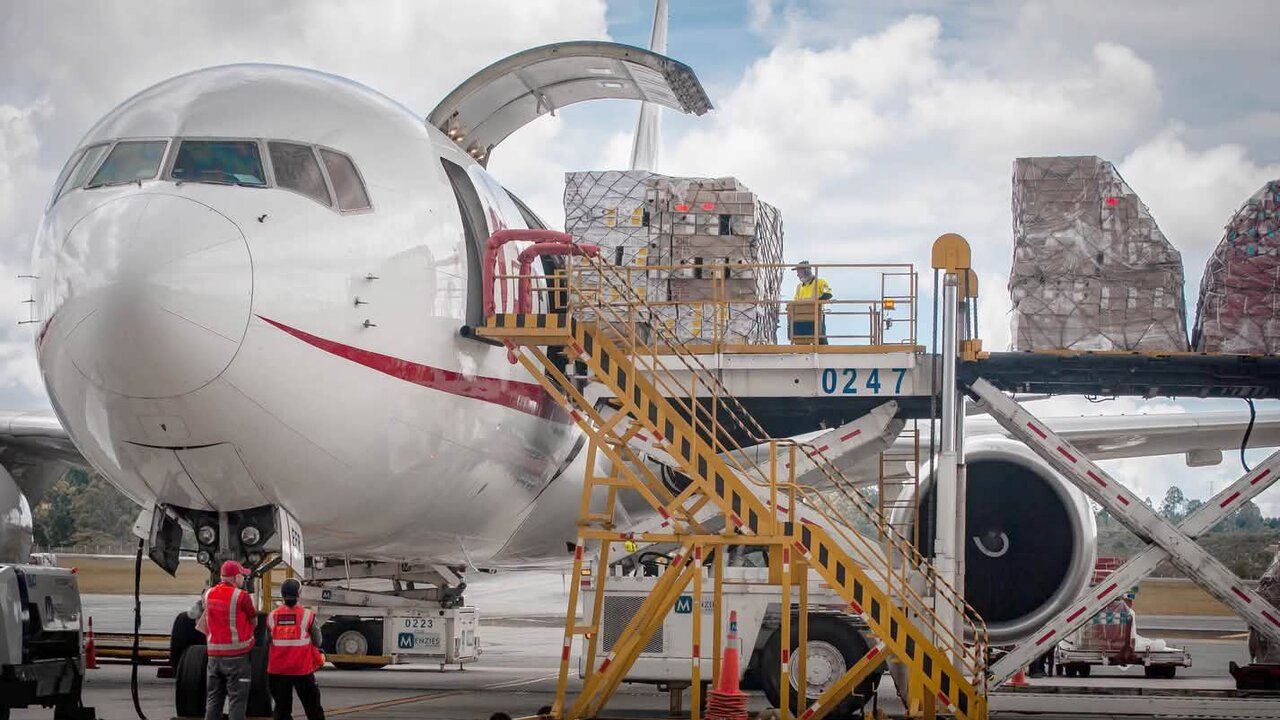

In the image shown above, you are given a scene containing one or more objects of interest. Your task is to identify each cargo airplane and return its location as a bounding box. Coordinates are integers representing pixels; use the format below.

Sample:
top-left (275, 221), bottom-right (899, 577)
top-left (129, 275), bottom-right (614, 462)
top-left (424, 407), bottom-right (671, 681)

top-left (2, 43), bottom-right (1278, 668)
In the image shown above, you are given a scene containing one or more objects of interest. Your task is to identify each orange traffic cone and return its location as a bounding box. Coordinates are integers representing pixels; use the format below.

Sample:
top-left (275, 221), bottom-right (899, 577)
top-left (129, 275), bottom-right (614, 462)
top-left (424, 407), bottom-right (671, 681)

top-left (706, 610), bottom-right (748, 720)
top-left (1006, 667), bottom-right (1028, 687)
top-left (85, 616), bottom-right (98, 670)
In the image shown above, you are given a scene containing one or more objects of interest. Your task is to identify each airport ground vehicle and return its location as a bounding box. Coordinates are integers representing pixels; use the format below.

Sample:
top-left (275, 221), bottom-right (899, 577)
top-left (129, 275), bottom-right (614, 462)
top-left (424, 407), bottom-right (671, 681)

top-left (1053, 558), bottom-right (1191, 679)
top-left (585, 560), bottom-right (883, 718)
top-left (0, 564), bottom-right (92, 720)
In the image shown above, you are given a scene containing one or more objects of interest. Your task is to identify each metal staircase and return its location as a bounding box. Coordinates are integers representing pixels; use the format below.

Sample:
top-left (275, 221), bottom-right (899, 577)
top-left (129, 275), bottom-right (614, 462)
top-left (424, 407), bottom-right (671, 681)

top-left (477, 230), bottom-right (987, 720)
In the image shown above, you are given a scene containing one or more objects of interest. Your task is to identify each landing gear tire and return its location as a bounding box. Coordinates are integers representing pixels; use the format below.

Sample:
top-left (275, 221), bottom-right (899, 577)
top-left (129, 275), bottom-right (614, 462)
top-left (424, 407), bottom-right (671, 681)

top-left (174, 643), bottom-right (273, 717)
top-left (174, 644), bottom-right (208, 718)
top-left (760, 615), bottom-right (881, 720)
top-left (247, 646), bottom-right (272, 717)
top-left (169, 612), bottom-right (204, 672)
top-left (325, 619), bottom-right (386, 670)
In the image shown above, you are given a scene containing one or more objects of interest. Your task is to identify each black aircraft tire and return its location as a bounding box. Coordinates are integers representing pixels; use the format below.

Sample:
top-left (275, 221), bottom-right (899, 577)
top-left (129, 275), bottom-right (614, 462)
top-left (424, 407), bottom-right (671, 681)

top-left (174, 645), bottom-right (207, 718)
top-left (170, 611), bottom-right (204, 670)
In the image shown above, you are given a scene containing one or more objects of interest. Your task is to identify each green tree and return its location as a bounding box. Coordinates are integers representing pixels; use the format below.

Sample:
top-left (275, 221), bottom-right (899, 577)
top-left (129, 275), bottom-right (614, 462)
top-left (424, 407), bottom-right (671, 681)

top-left (1160, 486), bottom-right (1186, 520)
top-left (1184, 498), bottom-right (1205, 517)
top-left (31, 469), bottom-right (140, 549)
top-left (69, 474), bottom-right (140, 545)
top-left (32, 475), bottom-right (77, 547)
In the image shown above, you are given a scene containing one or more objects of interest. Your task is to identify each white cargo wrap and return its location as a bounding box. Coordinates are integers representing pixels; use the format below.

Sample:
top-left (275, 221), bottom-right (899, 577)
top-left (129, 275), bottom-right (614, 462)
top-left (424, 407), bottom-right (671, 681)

top-left (564, 170), bottom-right (784, 344)
top-left (1009, 156), bottom-right (1188, 352)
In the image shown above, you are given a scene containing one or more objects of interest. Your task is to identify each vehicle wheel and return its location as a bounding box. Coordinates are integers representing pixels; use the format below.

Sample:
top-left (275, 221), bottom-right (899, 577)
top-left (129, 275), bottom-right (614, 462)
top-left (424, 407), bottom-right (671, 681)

top-left (174, 644), bottom-right (208, 717)
top-left (170, 611), bottom-right (204, 671)
top-left (1144, 665), bottom-right (1176, 679)
top-left (760, 615), bottom-right (882, 720)
top-left (1064, 665), bottom-right (1078, 678)
top-left (329, 620), bottom-right (386, 670)
top-left (247, 646), bottom-right (272, 717)
top-left (1077, 665), bottom-right (1091, 678)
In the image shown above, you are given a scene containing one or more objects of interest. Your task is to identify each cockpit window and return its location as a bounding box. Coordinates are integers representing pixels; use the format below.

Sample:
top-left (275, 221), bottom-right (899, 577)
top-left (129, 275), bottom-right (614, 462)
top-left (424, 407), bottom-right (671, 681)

top-left (319, 148), bottom-right (371, 211)
top-left (171, 140), bottom-right (267, 187)
top-left (87, 140), bottom-right (167, 188)
top-left (51, 143), bottom-right (111, 205)
top-left (268, 142), bottom-right (331, 206)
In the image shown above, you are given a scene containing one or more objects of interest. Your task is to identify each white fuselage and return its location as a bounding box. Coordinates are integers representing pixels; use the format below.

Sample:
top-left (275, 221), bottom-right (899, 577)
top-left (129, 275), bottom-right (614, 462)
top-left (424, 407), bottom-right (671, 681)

top-left (32, 65), bottom-right (590, 566)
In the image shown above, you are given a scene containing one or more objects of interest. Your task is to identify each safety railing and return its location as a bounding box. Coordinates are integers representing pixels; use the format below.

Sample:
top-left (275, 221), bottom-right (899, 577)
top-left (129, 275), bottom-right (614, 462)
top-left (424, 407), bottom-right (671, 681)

top-left (514, 257), bottom-right (918, 350)
top-left (484, 243), bottom-right (985, 686)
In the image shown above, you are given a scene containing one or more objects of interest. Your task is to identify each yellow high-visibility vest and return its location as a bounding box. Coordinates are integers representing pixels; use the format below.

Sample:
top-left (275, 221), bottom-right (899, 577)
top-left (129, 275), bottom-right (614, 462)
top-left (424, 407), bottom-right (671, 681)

top-left (794, 278), bottom-right (832, 301)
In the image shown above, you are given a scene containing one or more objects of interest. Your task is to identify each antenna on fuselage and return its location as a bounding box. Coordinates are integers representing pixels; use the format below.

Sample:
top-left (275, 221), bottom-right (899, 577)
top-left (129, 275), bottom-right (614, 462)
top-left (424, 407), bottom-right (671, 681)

top-left (628, 0), bottom-right (668, 172)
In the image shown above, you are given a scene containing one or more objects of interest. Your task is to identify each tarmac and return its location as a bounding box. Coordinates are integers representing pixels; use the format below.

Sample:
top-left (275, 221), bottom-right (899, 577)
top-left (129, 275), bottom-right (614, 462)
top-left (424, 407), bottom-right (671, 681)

top-left (9, 571), bottom-right (1278, 720)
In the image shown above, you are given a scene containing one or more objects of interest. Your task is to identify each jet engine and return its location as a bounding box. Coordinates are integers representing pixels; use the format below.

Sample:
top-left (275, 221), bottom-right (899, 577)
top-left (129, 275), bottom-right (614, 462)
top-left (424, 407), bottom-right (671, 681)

top-left (0, 465), bottom-right (35, 563)
top-left (908, 436), bottom-right (1097, 645)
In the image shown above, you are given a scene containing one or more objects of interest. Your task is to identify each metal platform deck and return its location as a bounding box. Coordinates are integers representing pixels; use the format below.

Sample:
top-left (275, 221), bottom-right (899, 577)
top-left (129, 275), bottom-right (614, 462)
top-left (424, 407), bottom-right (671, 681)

top-left (627, 348), bottom-right (1280, 438)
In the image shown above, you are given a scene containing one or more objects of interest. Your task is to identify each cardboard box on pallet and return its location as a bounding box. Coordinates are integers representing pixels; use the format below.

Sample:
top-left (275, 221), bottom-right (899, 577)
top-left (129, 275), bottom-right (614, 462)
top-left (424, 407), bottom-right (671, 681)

top-left (1009, 156), bottom-right (1188, 352)
top-left (563, 170), bottom-right (784, 344)
top-left (649, 303), bottom-right (768, 345)
top-left (1193, 179), bottom-right (1280, 353)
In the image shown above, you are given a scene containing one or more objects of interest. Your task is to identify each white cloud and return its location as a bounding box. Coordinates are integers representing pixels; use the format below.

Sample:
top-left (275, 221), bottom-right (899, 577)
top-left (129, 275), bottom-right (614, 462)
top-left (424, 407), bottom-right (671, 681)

top-left (1119, 126), bottom-right (1280, 284)
top-left (659, 15), bottom-right (1166, 284)
top-left (747, 0), bottom-right (775, 37)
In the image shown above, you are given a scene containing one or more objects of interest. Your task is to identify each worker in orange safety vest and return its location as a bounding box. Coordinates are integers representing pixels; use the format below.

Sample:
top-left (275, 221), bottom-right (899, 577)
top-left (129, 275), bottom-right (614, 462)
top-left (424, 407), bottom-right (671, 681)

top-left (202, 560), bottom-right (258, 720)
top-left (267, 578), bottom-right (326, 720)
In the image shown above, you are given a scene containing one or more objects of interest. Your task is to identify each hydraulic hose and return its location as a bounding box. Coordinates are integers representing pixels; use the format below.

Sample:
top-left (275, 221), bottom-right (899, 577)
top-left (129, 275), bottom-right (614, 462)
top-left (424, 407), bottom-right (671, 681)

top-left (1241, 398), bottom-right (1257, 473)
top-left (131, 539), bottom-right (148, 720)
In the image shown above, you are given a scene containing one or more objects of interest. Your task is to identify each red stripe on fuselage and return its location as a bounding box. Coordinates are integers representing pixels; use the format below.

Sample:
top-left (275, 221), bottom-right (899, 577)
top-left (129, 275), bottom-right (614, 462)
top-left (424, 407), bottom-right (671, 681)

top-left (258, 316), bottom-right (568, 423)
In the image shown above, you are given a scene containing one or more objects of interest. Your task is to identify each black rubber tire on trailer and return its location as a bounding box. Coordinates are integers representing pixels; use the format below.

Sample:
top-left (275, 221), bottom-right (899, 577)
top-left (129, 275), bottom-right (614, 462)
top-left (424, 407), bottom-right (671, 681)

top-left (759, 615), bottom-right (881, 720)
top-left (1144, 664), bottom-right (1176, 679)
top-left (174, 644), bottom-right (208, 718)
top-left (1076, 664), bottom-right (1091, 677)
top-left (169, 611), bottom-right (204, 671)
top-left (327, 619), bottom-right (387, 671)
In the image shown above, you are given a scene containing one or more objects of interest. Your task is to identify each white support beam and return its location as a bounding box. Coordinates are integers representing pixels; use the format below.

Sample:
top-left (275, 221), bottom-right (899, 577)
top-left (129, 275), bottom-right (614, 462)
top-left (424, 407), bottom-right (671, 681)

top-left (970, 376), bottom-right (1280, 685)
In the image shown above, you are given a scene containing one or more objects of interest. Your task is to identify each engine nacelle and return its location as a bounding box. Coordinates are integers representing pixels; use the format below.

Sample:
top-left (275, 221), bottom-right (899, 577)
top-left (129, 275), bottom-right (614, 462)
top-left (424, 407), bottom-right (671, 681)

top-left (906, 436), bottom-right (1097, 645)
top-left (1, 465), bottom-right (35, 563)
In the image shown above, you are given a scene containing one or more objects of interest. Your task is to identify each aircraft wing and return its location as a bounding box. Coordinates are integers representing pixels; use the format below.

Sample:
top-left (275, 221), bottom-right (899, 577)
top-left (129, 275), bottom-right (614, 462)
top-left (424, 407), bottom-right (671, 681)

top-left (0, 410), bottom-right (86, 505)
top-left (428, 41), bottom-right (712, 164)
top-left (964, 409), bottom-right (1280, 463)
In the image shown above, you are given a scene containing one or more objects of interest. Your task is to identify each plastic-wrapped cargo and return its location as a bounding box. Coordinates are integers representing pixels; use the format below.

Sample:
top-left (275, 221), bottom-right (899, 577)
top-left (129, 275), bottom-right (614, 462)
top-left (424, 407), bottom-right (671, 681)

top-left (563, 170), bottom-right (784, 344)
top-left (1009, 156), bottom-right (1188, 352)
top-left (1192, 179), bottom-right (1280, 353)
top-left (1250, 549), bottom-right (1280, 663)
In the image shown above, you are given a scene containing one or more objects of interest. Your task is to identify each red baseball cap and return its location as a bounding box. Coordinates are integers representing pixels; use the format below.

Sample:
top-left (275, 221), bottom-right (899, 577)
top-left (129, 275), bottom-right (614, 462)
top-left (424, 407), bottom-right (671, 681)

top-left (220, 560), bottom-right (251, 578)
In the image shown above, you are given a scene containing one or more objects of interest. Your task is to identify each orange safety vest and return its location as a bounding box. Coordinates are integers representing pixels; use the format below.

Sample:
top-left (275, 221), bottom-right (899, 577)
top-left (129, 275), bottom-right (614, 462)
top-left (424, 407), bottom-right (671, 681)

top-left (205, 583), bottom-right (255, 657)
top-left (267, 605), bottom-right (316, 675)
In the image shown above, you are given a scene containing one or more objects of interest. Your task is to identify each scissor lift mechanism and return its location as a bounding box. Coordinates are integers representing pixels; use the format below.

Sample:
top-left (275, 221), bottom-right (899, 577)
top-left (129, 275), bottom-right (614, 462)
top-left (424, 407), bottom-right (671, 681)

top-left (970, 377), bottom-right (1280, 686)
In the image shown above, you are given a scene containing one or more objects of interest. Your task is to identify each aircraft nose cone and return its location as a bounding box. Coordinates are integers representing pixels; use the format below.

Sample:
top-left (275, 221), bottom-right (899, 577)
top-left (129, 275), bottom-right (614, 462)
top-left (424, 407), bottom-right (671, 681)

top-left (60, 194), bottom-right (251, 398)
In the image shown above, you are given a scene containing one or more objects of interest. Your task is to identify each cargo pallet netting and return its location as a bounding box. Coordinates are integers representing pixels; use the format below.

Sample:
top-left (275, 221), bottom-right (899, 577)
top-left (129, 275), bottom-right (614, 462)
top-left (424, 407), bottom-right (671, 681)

top-left (1009, 156), bottom-right (1188, 352)
top-left (1194, 178), bottom-right (1280, 353)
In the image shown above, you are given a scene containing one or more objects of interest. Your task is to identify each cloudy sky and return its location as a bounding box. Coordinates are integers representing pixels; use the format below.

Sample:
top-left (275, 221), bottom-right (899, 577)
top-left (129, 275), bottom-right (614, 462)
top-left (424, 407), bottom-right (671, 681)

top-left (3, 0), bottom-right (1280, 512)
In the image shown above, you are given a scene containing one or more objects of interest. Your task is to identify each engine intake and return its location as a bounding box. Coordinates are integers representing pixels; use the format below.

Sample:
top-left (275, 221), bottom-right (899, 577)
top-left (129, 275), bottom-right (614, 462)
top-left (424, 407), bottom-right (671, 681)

top-left (908, 437), bottom-right (1096, 645)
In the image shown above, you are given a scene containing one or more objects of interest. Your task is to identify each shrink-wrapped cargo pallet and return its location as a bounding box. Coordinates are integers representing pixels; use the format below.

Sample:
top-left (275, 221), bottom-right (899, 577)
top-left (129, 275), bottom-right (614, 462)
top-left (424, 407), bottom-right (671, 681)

top-left (1009, 156), bottom-right (1188, 352)
top-left (563, 171), bottom-right (784, 344)
top-left (1193, 179), bottom-right (1280, 354)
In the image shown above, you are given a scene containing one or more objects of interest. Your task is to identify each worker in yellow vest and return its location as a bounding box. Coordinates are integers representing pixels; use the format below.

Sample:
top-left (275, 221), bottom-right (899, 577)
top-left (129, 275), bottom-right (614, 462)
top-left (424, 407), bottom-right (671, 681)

top-left (791, 261), bottom-right (833, 344)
